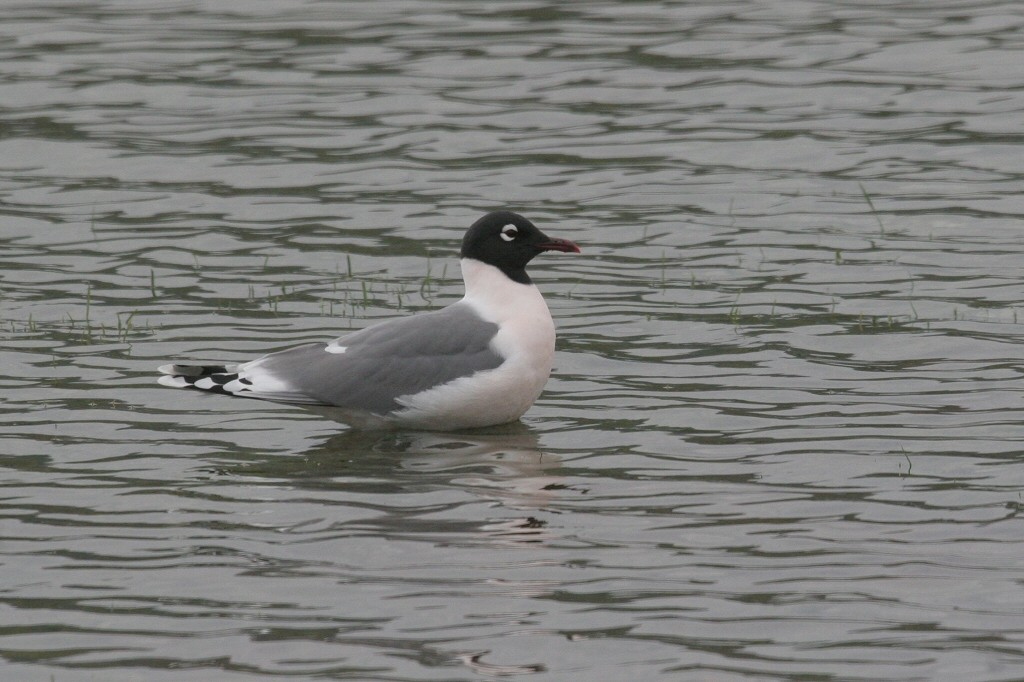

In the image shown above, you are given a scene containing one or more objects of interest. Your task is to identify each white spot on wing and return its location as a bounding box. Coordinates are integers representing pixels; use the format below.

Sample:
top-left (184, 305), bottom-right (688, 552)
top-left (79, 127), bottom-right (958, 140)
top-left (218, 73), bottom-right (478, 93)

top-left (325, 344), bottom-right (347, 354)
top-left (222, 379), bottom-right (251, 393)
top-left (158, 375), bottom-right (189, 388)
top-left (194, 377), bottom-right (215, 390)
top-left (235, 358), bottom-right (296, 394)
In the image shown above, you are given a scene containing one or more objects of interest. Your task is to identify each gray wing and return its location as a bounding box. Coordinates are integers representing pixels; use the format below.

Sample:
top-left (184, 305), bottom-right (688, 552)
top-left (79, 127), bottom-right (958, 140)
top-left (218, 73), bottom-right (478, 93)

top-left (239, 301), bottom-right (504, 414)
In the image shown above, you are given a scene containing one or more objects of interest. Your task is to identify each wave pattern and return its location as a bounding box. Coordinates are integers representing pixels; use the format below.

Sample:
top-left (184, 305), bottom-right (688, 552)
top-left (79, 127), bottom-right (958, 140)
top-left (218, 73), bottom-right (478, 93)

top-left (3, 1), bottom-right (1024, 680)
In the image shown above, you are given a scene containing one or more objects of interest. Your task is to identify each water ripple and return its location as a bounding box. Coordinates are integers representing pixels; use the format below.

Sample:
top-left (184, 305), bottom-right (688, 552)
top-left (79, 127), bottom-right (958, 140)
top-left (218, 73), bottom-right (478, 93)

top-left (3, 1), bottom-right (1024, 680)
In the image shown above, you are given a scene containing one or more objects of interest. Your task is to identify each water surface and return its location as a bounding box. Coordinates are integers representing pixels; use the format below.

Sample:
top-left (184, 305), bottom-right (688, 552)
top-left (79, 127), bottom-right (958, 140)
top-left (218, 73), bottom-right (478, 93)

top-left (3, 1), bottom-right (1024, 680)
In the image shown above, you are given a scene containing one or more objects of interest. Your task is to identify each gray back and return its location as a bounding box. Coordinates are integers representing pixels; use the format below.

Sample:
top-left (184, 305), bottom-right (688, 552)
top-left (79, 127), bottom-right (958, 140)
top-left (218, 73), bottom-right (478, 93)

top-left (254, 302), bottom-right (503, 414)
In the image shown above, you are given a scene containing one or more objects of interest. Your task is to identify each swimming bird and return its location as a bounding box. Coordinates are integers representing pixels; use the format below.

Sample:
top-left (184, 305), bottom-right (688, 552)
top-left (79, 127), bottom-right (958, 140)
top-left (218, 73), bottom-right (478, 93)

top-left (157, 211), bottom-right (580, 430)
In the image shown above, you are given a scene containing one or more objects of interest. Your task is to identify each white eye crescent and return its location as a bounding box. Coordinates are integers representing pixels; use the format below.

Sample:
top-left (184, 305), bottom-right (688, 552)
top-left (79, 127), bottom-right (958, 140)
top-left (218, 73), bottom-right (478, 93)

top-left (500, 224), bottom-right (518, 242)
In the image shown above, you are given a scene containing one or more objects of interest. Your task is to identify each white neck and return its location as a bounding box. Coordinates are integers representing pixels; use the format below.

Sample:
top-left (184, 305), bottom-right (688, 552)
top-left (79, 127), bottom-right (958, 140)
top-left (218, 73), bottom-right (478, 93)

top-left (460, 258), bottom-right (545, 323)
top-left (459, 256), bottom-right (555, 379)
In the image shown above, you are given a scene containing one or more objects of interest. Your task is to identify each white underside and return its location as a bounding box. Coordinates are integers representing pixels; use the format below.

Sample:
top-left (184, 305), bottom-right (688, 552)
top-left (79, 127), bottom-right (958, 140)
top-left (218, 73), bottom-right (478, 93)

top-left (389, 258), bottom-right (556, 429)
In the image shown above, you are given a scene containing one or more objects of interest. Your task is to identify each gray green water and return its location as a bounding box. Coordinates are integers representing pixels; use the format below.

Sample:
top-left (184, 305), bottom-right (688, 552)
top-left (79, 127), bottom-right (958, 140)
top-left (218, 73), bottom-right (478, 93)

top-left (3, 2), bottom-right (1024, 680)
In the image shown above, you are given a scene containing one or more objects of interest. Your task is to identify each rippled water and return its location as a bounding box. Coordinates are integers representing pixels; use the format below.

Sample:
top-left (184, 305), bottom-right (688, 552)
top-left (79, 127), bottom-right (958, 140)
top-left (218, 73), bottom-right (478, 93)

top-left (4, 1), bottom-right (1024, 680)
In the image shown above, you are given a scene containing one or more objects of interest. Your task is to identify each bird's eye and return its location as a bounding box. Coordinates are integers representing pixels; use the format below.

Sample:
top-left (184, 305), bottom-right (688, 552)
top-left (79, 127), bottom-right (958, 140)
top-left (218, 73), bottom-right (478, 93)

top-left (500, 224), bottom-right (518, 242)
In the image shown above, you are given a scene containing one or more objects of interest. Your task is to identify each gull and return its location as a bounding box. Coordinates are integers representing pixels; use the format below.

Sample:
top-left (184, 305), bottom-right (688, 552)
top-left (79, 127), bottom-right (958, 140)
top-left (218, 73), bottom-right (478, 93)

top-left (158, 211), bottom-right (580, 430)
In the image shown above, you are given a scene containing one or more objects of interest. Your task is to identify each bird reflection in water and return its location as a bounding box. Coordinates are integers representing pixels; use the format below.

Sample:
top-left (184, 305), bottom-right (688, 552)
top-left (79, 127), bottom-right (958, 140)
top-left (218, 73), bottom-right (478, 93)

top-left (212, 422), bottom-right (584, 547)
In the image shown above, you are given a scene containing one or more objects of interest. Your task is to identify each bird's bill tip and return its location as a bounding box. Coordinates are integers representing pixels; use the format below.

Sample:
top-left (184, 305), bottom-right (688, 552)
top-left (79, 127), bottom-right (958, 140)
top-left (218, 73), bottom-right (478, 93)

top-left (536, 237), bottom-right (581, 254)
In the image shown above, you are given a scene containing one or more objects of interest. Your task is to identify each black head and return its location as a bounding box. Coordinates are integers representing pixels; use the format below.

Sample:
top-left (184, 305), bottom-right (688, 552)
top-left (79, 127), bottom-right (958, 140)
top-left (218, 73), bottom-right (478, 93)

top-left (460, 211), bottom-right (580, 285)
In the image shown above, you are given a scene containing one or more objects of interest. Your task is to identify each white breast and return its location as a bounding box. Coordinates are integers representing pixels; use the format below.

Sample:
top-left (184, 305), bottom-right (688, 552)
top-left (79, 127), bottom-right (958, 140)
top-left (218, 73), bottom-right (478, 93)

top-left (393, 258), bottom-right (556, 429)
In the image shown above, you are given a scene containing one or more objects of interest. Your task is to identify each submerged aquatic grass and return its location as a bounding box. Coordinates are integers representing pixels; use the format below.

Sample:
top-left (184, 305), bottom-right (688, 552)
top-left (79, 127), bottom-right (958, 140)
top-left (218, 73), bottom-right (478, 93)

top-left (858, 182), bottom-right (886, 234)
